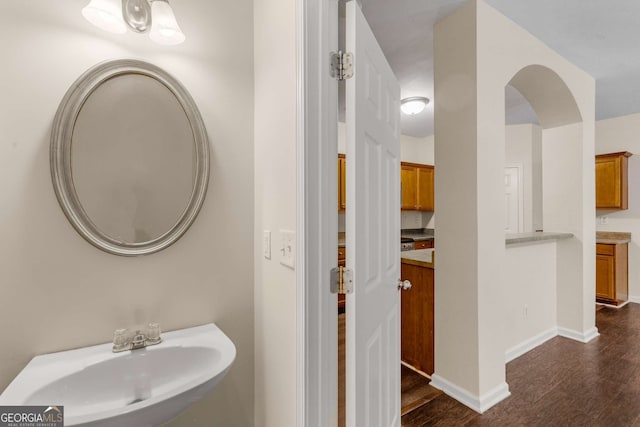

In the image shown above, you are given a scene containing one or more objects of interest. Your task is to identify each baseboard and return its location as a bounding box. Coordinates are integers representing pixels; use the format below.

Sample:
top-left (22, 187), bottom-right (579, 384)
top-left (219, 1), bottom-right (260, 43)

top-left (628, 296), bottom-right (640, 304)
top-left (597, 300), bottom-right (630, 309)
top-left (557, 326), bottom-right (599, 343)
top-left (430, 374), bottom-right (510, 414)
top-left (505, 327), bottom-right (558, 363)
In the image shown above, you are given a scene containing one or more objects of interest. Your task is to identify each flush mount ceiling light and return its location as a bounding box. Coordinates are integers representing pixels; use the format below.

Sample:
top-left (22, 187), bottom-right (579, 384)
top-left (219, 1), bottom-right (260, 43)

top-left (401, 96), bottom-right (430, 115)
top-left (82, 0), bottom-right (185, 45)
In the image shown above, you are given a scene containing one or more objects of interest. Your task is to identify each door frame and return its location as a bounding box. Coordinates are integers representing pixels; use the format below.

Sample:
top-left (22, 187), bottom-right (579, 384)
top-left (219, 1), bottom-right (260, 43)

top-left (296, 0), bottom-right (339, 426)
top-left (505, 163), bottom-right (524, 233)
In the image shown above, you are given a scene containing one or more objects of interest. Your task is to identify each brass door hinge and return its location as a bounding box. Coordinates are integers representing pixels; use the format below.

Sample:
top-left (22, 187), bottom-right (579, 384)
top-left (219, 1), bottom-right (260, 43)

top-left (330, 266), bottom-right (353, 294)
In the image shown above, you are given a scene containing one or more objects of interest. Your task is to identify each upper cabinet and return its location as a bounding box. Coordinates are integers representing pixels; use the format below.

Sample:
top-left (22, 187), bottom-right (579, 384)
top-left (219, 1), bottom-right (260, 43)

top-left (338, 154), bottom-right (346, 211)
top-left (401, 165), bottom-right (418, 210)
top-left (401, 162), bottom-right (434, 211)
top-left (596, 151), bottom-right (632, 210)
top-left (339, 157), bottom-right (434, 212)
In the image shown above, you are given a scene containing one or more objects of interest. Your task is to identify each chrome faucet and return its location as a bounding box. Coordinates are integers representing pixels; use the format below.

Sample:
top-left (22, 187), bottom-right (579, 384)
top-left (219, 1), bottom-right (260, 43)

top-left (112, 323), bottom-right (162, 353)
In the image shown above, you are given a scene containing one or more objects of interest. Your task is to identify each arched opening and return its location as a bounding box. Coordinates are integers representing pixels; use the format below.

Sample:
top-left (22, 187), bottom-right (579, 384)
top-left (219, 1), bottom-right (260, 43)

top-left (502, 64), bottom-right (591, 364)
top-left (502, 63), bottom-right (583, 236)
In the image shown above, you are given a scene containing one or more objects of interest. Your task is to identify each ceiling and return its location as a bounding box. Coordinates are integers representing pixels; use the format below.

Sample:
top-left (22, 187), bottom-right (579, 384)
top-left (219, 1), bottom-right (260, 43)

top-left (358, 0), bottom-right (640, 137)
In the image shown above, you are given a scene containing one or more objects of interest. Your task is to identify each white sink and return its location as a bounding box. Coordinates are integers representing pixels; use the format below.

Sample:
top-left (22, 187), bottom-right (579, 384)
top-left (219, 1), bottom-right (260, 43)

top-left (0, 323), bottom-right (235, 427)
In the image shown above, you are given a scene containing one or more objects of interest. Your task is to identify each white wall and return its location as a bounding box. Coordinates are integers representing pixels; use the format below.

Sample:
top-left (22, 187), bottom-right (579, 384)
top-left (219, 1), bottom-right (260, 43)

top-left (400, 134), bottom-right (435, 165)
top-left (253, 0), bottom-right (297, 425)
top-left (504, 242), bottom-right (557, 359)
top-left (595, 112), bottom-right (640, 300)
top-left (542, 123), bottom-right (596, 334)
top-left (0, 2), bottom-right (254, 426)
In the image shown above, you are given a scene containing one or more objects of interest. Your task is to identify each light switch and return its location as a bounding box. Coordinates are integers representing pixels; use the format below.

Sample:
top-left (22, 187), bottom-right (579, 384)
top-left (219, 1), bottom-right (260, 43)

top-left (263, 230), bottom-right (271, 259)
top-left (279, 230), bottom-right (295, 269)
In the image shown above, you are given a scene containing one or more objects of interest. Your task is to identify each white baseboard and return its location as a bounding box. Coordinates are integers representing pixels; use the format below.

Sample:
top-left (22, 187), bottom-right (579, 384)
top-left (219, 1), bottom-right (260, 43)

top-left (505, 327), bottom-right (558, 363)
top-left (430, 374), bottom-right (510, 414)
top-left (557, 326), bottom-right (599, 343)
top-left (597, 300), bottom-right (630, 309)
top-left (629, 296), bottom-right (640, 304)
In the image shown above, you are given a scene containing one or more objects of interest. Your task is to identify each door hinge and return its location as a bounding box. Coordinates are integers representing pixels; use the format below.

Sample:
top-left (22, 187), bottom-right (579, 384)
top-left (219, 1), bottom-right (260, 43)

top-left (331, 51), bottom-right (353, 81)
top-left (330, 266), bottom-right (353, 294)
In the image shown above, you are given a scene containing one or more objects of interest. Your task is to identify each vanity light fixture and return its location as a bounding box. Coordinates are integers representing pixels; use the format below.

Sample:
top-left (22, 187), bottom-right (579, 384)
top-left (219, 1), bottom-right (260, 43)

top-left (401, 96), bottom-right (430, 115)
top-left (82, 0), bottom-right (185, 45)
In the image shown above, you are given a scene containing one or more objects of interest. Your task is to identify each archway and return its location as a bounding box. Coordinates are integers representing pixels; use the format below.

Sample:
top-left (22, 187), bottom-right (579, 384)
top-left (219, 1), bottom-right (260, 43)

top-left (432, 0), bottom-right (596, 413)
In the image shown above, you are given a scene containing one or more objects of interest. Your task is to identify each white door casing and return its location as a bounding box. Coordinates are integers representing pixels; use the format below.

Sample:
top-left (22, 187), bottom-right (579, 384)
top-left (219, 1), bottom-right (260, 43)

top-left (504, 165), bottom-right (524, 233)
top-left (345, 2), bottom-right (401, 426)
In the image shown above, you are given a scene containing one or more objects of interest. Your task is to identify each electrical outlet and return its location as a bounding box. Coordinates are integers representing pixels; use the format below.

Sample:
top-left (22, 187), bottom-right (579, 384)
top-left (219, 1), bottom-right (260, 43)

top-left (279, 230), bottom-right (295, 269)
top-left (600, 216), bottom-right (608, 225)
top-left (263, 230), bottom-right (271, 259)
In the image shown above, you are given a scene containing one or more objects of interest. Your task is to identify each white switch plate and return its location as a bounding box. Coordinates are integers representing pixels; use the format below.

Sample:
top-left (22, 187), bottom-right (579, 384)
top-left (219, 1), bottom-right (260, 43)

top-left (279, 230), bottom-right (295, 269)
top-left (263, 230), bottom-right (271, 259)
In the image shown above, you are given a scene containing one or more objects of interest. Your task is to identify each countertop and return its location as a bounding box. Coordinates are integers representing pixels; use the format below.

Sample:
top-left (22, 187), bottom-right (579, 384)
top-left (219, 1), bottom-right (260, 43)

top-left (401, 228), bottom-right (435, 242)
top-left (505, 232), bottom-right (574, 246)
top-left (401, 249), bottom-right (435, 269)
top-left (596, 231), bottom-right (631, 245)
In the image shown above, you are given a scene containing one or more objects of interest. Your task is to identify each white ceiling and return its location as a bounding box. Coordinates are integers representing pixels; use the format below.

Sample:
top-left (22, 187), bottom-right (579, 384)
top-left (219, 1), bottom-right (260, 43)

top-left (359, 0), bottom-right (640, 137)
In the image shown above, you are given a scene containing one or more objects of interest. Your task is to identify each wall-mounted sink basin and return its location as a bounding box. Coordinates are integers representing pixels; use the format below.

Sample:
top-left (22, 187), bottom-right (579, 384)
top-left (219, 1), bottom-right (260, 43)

top-left (0, 323), bottom-right (235, 427)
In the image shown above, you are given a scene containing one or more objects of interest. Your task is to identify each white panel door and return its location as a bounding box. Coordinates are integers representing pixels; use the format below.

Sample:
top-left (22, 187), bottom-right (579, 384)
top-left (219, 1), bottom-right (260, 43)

top-left (505, 166), bottom-right (523, 233)
top-left (345, 2), bottom-right (401, 426)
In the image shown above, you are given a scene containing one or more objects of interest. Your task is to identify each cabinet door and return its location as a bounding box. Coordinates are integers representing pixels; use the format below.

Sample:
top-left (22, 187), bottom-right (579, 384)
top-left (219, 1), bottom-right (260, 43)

top-left (417, 166), bottom-right (434, 211)
top-left (596, 152), bottom-right (630, 210)
top-left (596, 254), bottom-right (615, 301)
top-left (400, 263), bottom-right (434, 375)
top-left (401, 165), bottom-right (417, 210)
top-left (338, 156), bottom-right (346, 211)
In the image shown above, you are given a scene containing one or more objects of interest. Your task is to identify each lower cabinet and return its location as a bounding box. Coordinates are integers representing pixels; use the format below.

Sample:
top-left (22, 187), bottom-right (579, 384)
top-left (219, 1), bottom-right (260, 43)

top-left (596, 243), bottom-right (628, 306)
top-left (414, 240), bottom-right (434, 250)
top-left (400, 262), bottom-right (434, 375)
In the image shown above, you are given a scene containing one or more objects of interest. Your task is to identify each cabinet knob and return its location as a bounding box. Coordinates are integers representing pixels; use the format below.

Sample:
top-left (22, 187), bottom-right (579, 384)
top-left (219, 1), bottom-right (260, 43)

top-left (397, 279), bottom-right (412, 291)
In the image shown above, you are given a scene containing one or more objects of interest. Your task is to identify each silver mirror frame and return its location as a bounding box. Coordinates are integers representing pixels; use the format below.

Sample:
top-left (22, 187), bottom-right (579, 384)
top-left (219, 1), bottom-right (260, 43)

top-left (50, 59), bottom-right (210, 256)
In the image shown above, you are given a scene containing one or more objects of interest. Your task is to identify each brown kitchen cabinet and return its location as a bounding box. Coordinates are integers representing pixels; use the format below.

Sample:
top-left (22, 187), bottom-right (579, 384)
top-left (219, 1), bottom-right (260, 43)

top-left (414, 240), bottom-right (434, 250)
top-left (401, 162), bottom-right (434, 211)
top-left (401, 164), bottom-right (418, 210)
top-left (400, 261), bottom-right (434, 375)
top-left (596, 151), bottom-right (632, 210)
top-left (338, 154), bottom-right (346, 211)
top-left (596, 243), bottom-right (628, 306)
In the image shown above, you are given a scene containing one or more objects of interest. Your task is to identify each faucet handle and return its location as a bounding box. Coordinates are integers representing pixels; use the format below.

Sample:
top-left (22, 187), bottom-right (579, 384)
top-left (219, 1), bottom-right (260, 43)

top-left (112, 328), bottom-right (129, 352)
top-left (145, 322), bottom-right (162, 345)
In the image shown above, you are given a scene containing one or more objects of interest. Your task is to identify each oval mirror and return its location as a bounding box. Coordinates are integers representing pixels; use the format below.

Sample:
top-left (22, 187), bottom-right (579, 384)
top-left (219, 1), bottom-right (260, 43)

top-left (51, 59), bottom-right (209, 256)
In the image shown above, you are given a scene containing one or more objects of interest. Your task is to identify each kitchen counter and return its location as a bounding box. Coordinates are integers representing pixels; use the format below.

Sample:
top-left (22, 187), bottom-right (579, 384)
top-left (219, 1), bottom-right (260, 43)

top-left (596, 231), bottom-right (631, 244)
top-left (401, 249), bottom-right (434, 269)
top-left (401, 228), bottom-right (434, 242)
top-left (505, 232), bottom-right (574, 246)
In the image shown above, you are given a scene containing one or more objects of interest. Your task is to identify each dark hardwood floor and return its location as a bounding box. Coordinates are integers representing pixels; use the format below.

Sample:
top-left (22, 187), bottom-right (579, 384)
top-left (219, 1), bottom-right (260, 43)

top-left (401, 365), bottom-right (442, 416)
top-left (402, 303), bottom-right (640, 426)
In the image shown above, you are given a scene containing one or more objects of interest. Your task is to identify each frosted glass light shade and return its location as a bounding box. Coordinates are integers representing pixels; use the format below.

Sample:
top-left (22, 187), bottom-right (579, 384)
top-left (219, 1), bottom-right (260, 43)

top-left (82, 0), bottom-right (127, 34)
top-left (401, 97), bottom-right (430, 115)
top-left (149, 0), bottom-right (186, 45)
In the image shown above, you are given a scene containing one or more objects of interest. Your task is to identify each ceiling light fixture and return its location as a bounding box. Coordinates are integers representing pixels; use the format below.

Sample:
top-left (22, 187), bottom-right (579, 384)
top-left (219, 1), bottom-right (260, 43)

top-left (401, 96), bottom-right (430, 115)
top-left (82, 0), bottom-right (185, 45)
